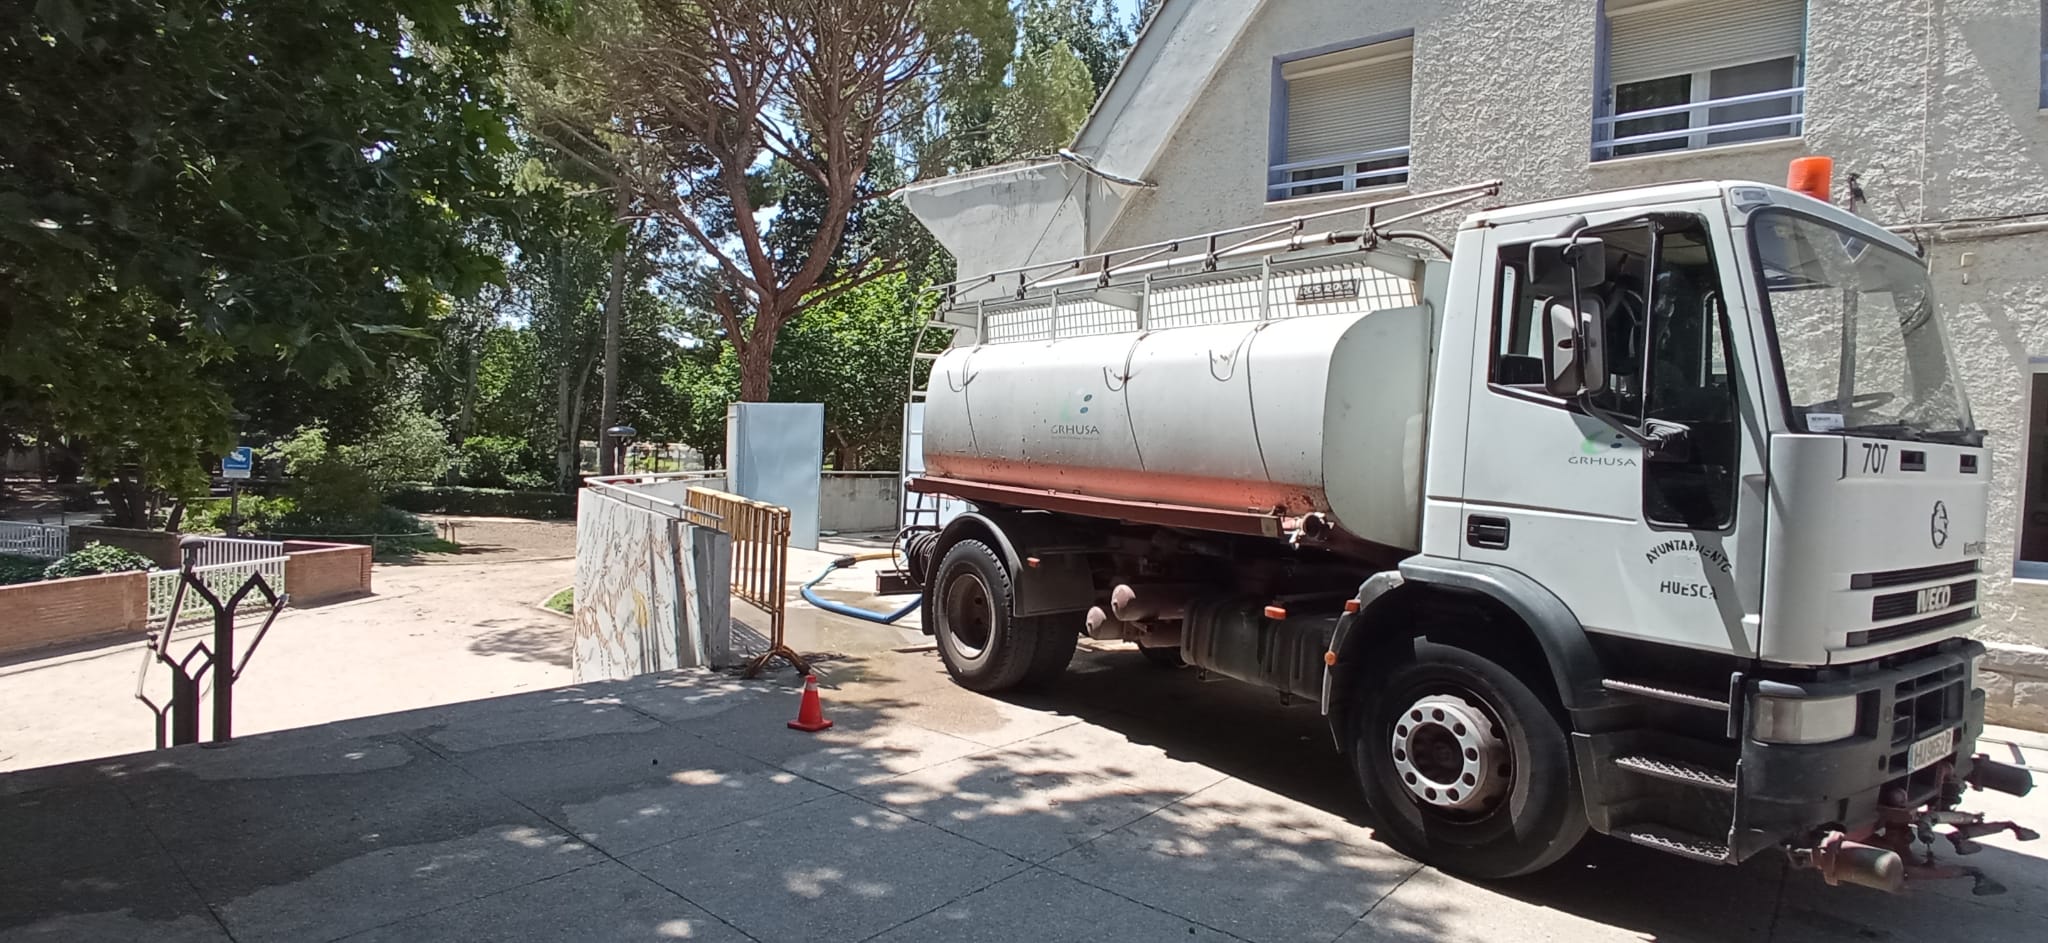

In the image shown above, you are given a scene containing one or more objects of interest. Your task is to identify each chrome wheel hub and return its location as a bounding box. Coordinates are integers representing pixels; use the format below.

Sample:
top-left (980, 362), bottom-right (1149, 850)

top-left (1389, 693), bottom-right (1510, 812)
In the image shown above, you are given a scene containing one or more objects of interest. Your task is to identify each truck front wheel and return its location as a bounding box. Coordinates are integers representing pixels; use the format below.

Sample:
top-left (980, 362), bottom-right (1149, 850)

top-left (1350, 635), bottom-right (1587, 879)
top-left (932, 539), bottom-right (1075, 691)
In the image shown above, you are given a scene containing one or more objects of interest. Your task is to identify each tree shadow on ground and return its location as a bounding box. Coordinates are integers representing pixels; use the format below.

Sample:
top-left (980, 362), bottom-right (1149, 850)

top-left (962, 645), bottom-right (2048, 943)
top-left (0, 662), bottom-right (1463, 943)
top-left (6, 648), bottom-right (2041, 943)
top-left (465, 617), bottom-right (572, 667)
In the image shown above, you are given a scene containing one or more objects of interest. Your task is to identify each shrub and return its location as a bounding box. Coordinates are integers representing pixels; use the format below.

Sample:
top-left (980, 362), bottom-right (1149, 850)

top-left (43, 542), bottom-right (154, 579)
top-left (0, 553), bottom-right (47, 586)
top-left (267, 404), bottom-right (450, 517)
top-left (387, 485), bottom-right (574, 519)
top-left (180, 495), bottom-right (300, 535)
top-left (454, 435), bottom-right (548, 490)
top-left (268, 505), bottom-right (430, 539)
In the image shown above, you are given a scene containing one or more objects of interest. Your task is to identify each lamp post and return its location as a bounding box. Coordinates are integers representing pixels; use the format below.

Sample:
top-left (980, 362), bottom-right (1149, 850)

top-left (226, 410), bottom-right (250, 536)
top-left (605, 425), bottom-right (637, 478)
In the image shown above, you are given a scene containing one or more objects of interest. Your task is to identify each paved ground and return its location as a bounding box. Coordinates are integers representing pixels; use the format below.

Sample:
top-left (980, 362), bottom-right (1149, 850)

top-left (4, 638), bottom-right (2047, 943)
top-left (6, 538), bottom-right (2048, 942)
top-left (0, 547), bottom-right (575, 773)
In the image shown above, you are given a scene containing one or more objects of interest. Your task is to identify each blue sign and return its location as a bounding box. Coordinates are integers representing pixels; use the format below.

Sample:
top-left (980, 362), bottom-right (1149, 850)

top-left (222, 446), bottom-right (254, 480)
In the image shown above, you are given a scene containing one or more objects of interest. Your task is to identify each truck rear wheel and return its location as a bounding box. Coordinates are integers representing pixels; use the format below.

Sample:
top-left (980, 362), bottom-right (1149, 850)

top-left (932, 539), bottom-right (1072, 691)
top-left (1350, 635), bottom-right (1586, 879)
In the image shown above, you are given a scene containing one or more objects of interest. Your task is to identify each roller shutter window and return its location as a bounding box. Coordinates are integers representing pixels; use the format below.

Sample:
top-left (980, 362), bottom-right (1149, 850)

top-left (1602, 0), bottom-right (1806, 158)
top-left (1272, 37), bottom-right (1413, 200)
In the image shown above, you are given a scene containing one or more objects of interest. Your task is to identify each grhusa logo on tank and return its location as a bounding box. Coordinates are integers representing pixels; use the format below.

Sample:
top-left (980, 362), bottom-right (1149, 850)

top-left (1050, 389), bottom-right (1102, 438)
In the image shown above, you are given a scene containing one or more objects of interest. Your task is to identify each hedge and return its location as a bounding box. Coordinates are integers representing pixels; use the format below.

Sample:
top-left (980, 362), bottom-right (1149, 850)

top-left (387, 485), bottom-right (574, 519)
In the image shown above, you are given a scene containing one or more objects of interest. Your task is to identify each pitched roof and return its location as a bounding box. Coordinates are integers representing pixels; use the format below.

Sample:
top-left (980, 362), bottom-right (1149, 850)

top-left (897, 0), bottom-right (1264, 277)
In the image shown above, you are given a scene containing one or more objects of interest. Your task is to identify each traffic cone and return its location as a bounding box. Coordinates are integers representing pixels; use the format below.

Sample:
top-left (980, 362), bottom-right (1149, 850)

top-left (788, 674), bottom-right (833, 732)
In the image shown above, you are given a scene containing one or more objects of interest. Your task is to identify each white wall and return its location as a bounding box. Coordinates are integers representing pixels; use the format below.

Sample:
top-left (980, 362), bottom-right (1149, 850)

top-left (820, 473), bottom-right (902, 534)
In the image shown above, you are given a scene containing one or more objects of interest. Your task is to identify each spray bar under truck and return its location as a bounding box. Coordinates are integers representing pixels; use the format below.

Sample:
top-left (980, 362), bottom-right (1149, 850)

top-left (897, 166), bottom-right (2034, 890)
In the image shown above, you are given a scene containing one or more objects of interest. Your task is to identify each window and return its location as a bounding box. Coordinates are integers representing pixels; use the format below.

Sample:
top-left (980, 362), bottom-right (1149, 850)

top-left (1597, 0), bottom-right (1807, 160)
top-left (1488, 219), bottom-right (1740, 529)
top-left (1269, 37), bottom-right (1413, 201)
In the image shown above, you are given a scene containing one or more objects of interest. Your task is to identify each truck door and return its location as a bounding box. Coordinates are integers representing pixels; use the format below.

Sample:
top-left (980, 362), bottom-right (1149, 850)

top-left (1456, 207), bottom-right (1770, 657)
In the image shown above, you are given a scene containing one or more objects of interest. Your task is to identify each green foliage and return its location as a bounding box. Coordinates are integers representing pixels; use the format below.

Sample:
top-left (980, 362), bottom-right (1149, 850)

top-left (351, 406), bottom-right (452, 492)
top-left (43, 542), bottom-right (153, 579)
top-left (543, 586), bottom-right (574, 614)
top-left (269, 505), bottom-right (430, 539)
top-left (387, 485), bottom-right (575, 520)
top-left (667, 274), bottom-right (940, 470)
top-left (990, 39), bottom-right (1096, 160)
top-left (925, 0), bottom-right (1137, 171)
top-left (0, 553), bottom-right (47, 586)
top-left (268, 403), bottom-right (449, 515)
top-left (455, 435), bottom-right (550, 489)
top-left (180, 495), bottom-right (299, 535)
top-left (1, 0), bottom-right (527, 518)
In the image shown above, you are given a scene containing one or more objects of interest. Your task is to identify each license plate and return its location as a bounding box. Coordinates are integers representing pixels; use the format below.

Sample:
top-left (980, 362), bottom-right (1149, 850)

top-left (1908, 728), bottom-right (1956, 772)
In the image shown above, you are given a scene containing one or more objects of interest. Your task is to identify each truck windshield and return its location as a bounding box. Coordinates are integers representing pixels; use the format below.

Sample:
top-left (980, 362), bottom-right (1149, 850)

top-left (1751, 210), bottom-right (1975, 443)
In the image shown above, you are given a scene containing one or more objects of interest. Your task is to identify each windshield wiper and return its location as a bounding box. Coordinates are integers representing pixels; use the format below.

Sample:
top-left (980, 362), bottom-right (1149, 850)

top-left (1839, 423), bottom-right (1980, 446)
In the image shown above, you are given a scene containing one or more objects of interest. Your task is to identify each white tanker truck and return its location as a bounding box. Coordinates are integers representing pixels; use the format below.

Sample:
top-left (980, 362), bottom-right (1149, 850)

top-left (899, 172), bottom-right (2035, 889)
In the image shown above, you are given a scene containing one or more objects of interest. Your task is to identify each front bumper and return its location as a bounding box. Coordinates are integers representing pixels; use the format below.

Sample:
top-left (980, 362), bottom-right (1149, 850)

top-left (1737, 640), bottom-right (1983, 844)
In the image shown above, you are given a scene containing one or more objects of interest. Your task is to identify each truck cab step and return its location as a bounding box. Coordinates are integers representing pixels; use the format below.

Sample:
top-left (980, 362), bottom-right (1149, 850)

top-left (1602, 678), bottom-right (1729, 712)
top-left (1612, 754), bottom-right (1737, 792)
top-left (1611, 824), bottom-right (1733, 864)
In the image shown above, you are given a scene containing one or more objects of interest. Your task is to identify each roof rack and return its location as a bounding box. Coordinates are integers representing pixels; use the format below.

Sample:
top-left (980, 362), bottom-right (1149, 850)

top-left (930, 179), bottom-right (1501, 304)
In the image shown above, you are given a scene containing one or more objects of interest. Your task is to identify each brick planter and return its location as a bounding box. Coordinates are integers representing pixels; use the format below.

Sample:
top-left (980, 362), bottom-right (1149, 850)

top-left (0, 542), bottom-right (375, 661)
top-left (281, 541), bottom-right (373, 606)
top-left (0, 570), bottom-right (149, 658)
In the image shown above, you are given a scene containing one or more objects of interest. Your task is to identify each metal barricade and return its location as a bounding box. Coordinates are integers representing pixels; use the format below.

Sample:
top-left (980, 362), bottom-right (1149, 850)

top-left (0, 521), bottom-right (68, 559)
top-left (684, 486), bottom-right (805, 678)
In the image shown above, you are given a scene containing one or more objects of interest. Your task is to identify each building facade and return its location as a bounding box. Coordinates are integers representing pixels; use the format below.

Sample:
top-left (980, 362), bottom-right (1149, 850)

top-left (900, 0), bottom-right (2048, 726)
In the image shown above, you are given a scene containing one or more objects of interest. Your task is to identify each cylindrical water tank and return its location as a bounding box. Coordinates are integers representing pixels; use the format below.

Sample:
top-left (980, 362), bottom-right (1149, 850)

top-left (922, 305), bottom-right (1432, 552)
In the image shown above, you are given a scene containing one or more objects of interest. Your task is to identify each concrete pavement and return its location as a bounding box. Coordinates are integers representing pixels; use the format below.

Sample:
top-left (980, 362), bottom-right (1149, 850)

top-left (5, 642), bottom-right (2047, 943)
top-left (0, 554), bottom-right (575, 774)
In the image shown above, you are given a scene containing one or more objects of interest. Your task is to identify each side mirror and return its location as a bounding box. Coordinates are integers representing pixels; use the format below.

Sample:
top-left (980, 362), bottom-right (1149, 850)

top-left (1541, 297), bottom-right (1608, 398)
top-left (1526, 237), bottom-right (1607, 296)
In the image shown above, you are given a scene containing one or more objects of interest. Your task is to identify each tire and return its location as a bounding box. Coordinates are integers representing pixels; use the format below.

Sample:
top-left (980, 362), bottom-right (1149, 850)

top-left (1137, 643), bottom-right (1184, 668)
top-left (1349, 634), bottom-right (1587, 880)
top-left (931, 539), bottom-right (1069, 692)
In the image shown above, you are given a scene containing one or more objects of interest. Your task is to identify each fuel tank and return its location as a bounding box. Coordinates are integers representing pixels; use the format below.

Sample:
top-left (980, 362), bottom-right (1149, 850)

top-left (923, 305), bottom-right (1432, 551)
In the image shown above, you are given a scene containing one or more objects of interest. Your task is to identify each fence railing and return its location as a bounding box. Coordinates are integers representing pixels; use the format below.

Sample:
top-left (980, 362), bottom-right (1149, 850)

top-left (684, 486), bottom-right (803, 678)
top-left (1593, 86), bottom-right (1805, 160)
top-left (1267, 145), bottom-right (1411, 201)
top-left (0, 521), bottom-right (68, 560)
top-left (188, 536), bottom-right (287, 568)
top-left (148, 557), bottom-right (286, 624)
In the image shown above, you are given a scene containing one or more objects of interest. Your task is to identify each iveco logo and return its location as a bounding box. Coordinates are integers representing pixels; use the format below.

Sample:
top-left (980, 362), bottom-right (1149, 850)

top-left (1931, 501), bottom-right (1950, 549)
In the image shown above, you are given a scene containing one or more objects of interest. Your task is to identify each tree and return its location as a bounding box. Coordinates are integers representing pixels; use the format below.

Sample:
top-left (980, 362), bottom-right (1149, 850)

top-left (521, 0), bottom-right (1011, 401)
top-left (916, 0), bottom-right (1138, 173)
top-left (1, 0), bottom-right (526, 524)
top-left (666, 274), bottom-right (939, 471)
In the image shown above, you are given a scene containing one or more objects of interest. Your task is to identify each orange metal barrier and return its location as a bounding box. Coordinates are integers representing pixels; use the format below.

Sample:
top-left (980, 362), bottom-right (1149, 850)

top-left (685, 487), bottom-right (807, 678)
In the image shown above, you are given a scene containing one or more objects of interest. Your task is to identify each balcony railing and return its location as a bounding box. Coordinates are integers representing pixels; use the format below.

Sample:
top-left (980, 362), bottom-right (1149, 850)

top-left (1593, 86), bottom-right (1804, 160)
top-left (1267, 145), bottom-right (1410, 201)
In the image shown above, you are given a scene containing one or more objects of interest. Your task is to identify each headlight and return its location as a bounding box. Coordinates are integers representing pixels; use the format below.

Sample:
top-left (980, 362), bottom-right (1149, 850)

top-left (1968, 652), bottom-right (1983, 692)
top-left (1753, 694), bottom-right (1859, 744)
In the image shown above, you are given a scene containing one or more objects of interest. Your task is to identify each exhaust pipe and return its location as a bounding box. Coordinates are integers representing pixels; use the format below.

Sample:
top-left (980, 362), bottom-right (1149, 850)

top-left (1086, 606), bottom-right (1134, 641)
top-left (1809, 832), bottom-right (1905, 893)
top-left (1967, 755), bottom-right (2035, 797)
top-left (1110, 583), bottom-right (1201, 622)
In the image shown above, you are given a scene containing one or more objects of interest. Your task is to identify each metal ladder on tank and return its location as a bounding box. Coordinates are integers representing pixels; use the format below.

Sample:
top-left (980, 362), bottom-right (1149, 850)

top-left (900, 311), bottom-right (976, 536)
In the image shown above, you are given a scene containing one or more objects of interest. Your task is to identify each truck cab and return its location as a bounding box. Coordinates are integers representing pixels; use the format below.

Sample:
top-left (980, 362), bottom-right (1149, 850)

top-left (904, 177), bottom-right (2033, 889)
top-left (1419, 179), bottom-right (2012, 878)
